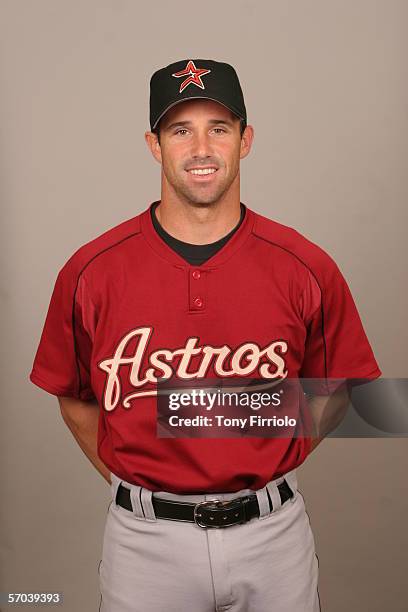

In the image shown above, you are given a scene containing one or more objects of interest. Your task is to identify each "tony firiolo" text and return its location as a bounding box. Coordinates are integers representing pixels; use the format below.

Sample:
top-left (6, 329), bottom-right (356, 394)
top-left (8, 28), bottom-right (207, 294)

top-left (168, 415), bottom-right (297, 428)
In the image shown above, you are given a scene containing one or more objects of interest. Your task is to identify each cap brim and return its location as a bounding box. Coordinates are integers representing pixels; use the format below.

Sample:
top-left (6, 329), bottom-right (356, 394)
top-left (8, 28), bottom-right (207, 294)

top-left (152, 96), bottom-right (245, 130)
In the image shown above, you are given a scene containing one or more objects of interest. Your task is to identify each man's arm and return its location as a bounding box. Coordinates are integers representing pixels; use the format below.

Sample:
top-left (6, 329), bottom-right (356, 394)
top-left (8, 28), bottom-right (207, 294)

top-left (307, 386), bottom-right (350, 452)
top-left (57, 396), bottom-right (111, 484)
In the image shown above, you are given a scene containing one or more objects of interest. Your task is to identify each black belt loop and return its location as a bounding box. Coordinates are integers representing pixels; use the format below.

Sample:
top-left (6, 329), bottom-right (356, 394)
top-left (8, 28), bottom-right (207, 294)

top-left (115, 479), bottom-right (294, 528)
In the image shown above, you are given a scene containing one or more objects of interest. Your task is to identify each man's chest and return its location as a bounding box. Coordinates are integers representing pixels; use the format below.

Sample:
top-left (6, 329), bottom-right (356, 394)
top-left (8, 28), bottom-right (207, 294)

top-left (82, 263), bottom-right (310, 410)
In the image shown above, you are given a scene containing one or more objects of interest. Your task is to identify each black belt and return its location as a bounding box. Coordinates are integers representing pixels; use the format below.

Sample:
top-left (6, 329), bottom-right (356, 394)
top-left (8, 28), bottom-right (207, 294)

top-left (115, 480), bottom-right (294, 528)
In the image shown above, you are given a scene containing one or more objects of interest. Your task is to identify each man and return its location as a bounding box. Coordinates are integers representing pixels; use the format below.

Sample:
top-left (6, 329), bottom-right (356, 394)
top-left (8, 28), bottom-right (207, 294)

top-left (30, 59), bottom-right (381, 611)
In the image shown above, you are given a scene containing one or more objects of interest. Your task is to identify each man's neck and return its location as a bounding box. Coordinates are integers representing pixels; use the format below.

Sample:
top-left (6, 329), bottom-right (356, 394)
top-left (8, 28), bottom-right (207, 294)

top-left (155, 199), bottom-right (242, 245)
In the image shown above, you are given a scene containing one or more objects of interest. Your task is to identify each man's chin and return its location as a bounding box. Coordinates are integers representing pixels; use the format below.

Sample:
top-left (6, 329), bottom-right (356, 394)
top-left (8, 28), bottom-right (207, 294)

top-left (178, 187), bottom-right (226, 207)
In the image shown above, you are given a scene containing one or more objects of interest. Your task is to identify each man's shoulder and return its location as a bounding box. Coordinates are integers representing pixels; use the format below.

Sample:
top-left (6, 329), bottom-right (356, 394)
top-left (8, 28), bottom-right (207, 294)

top-left (251, 209), bottom-right (340, 280)
top-left (59, 211), bottom-right (143, 279)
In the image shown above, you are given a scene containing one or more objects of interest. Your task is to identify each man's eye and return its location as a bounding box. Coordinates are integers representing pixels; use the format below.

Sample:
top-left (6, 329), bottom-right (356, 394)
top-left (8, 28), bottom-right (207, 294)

top-left (175, 129), bottom-right (189, 135)
top-left (213, 128), bottom-right (226, 134)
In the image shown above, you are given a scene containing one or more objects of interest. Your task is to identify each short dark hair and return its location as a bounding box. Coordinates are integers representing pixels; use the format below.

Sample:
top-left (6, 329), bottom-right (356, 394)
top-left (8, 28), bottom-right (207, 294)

top-left (153, 118), bottom-right (247, 144)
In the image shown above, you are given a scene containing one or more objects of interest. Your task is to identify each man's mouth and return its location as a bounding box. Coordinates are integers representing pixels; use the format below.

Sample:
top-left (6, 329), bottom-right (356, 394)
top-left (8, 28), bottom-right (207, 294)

top-left (185, 166), bottom-right (218, 176)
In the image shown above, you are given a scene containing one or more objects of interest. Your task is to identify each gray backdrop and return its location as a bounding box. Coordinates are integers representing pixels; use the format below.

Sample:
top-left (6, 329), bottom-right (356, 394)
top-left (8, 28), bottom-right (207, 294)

top-left (1, 1), bottom-right (407, 611)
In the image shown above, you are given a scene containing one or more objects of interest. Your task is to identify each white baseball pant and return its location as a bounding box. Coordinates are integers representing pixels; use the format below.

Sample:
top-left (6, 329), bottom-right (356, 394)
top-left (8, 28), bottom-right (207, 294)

top-left (98, 469), bottom-right (321, 611)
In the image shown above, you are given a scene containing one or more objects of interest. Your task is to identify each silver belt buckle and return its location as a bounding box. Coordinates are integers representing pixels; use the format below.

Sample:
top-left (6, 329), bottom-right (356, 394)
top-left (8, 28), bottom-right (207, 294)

top-left (194, 498), bottom-right (243, 528)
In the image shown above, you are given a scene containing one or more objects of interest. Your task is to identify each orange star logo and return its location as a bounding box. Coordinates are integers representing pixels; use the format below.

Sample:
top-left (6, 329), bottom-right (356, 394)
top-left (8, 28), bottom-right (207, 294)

top-left (172, 60), bottom-right (211, 93)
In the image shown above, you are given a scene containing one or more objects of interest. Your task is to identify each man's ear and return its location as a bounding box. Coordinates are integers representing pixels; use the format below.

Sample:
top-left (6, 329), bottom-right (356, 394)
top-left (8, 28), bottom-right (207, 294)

top-left (145, 131), bottom-right (162, 164)
top-left (239, 125), bottom-right (254, 160)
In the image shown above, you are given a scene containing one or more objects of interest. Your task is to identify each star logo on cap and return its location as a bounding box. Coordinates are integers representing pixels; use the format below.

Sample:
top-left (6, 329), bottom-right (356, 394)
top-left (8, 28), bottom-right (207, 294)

top-left (171, 60), bottom-right (211, 94)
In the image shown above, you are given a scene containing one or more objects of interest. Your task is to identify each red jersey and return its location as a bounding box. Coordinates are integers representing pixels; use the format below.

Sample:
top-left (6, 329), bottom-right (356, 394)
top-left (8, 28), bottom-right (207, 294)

top-left (30, 203), bottom-right (381, 493)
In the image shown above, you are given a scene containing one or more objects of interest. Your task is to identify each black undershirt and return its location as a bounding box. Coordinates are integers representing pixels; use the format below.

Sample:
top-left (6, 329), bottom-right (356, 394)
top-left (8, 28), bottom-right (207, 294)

top-left (150, 202), bottom-right (246, 266)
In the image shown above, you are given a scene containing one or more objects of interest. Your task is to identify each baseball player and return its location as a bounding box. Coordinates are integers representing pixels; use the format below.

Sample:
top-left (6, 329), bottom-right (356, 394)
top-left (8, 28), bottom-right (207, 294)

top-left (30, 59), bottom-right (381, 611)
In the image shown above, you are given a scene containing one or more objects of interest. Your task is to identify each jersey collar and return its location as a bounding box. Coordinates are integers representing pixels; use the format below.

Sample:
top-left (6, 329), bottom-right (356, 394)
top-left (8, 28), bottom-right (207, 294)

top-left (140, 201), bottom-right (255, 269)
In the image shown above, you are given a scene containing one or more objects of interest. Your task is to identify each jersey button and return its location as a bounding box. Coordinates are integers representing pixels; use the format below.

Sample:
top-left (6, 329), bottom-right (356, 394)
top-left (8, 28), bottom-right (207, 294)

top-left (192, 270), bottom-right (201, 280)
top-left (193, 297), bottom-right (203, 308)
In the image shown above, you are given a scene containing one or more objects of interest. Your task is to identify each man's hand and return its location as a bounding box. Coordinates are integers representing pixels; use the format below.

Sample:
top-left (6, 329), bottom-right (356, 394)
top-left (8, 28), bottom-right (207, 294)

top-left (307, 385), bottom-right (350, 452)
top-left (57, 396), bottom-right (111, 484)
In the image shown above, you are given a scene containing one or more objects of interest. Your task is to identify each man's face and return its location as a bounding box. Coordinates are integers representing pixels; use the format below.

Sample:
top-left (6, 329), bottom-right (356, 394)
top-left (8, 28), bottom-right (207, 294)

top-left (146, 99), bottom-right (253, 207)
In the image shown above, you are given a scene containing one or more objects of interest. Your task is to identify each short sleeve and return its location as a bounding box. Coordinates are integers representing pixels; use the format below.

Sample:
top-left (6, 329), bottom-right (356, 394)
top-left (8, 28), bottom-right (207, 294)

top-left (299, 260), bottom-right (381, 394)
top-left (29, 261), bottom-right (96, 401)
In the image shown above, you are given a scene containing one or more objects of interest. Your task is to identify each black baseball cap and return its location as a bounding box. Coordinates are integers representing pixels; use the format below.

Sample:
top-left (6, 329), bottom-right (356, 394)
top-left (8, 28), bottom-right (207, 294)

top-left (149, 59), bottom-right (247, 131)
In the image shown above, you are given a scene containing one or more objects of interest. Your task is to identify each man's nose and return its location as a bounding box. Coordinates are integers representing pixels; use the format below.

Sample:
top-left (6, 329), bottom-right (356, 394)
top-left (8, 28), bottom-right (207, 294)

top-left (190, 132), bottom-right (212, 158)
